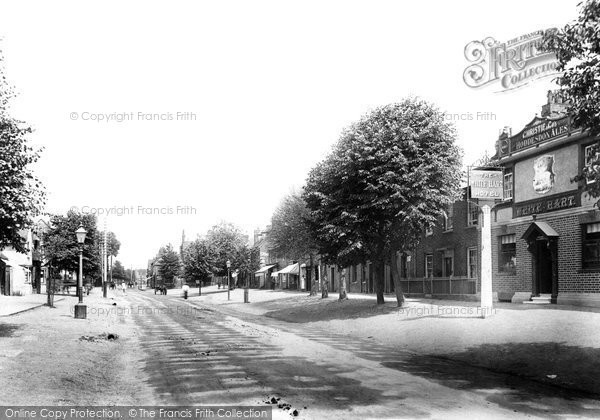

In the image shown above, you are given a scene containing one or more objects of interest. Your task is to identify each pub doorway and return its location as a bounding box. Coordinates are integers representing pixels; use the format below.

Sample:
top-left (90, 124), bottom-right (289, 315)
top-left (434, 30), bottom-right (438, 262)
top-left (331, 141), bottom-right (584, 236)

top-left (522, 219), bottom-right (559, 303)
top-left (536, 239), bottom-right (553, 295)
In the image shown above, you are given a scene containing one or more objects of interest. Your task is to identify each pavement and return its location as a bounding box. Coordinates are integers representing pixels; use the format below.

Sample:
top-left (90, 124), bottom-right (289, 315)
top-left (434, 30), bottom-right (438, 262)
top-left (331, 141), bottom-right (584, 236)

top-left (2, 285), bottom-right (600, 417)
top-left (123, 290), bottom-right (600, 419)
top-left (0, 293), bottom-right (64, 316)
top-left (188, 285), bottom-right (600, 396)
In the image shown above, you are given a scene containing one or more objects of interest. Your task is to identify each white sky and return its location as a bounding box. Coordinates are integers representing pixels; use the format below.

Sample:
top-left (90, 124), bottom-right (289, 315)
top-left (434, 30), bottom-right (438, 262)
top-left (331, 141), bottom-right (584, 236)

top-left (0, 0), bottom-right (580, 268)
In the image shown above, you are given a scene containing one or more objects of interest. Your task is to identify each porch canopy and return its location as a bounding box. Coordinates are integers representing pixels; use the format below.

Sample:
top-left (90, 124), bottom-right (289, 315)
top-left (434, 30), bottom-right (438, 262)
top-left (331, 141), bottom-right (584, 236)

top-left (521, 221), bottom-right (559, 241)
top-left (255, 264), bottom-right (277, 274)
top-left (277, 263), bottom-right (299, 275)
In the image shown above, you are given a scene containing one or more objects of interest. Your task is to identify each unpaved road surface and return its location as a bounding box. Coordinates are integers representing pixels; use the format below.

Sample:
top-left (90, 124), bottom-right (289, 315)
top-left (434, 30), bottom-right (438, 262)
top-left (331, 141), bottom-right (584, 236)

top-left (125, 290), bottom-right (600, 419)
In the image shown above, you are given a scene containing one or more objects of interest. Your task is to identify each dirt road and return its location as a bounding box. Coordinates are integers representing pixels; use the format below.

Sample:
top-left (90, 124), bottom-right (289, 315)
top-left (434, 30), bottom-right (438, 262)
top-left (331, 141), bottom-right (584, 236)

top-left (125, 290), bottom-right (600, 419)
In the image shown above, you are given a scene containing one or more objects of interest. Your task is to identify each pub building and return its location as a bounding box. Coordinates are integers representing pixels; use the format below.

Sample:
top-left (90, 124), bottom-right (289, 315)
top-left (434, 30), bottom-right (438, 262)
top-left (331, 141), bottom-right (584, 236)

top-left (490, 90), bottom-right (600, 306)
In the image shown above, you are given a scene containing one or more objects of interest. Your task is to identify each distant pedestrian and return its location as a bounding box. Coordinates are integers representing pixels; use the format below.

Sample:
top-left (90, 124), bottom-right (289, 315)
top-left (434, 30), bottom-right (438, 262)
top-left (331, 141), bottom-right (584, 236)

top-left (121, 282), bottom-right (126, 295)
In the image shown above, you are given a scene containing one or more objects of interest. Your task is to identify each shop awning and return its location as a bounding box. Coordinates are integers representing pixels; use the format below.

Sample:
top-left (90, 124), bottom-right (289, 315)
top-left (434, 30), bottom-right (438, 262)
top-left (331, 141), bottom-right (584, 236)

top-left (2, 250), bottom-right (32, 267)
top-left (278, 263), bottom-right (299, 275)
top-left (255, 264), bottom-right (277, 274)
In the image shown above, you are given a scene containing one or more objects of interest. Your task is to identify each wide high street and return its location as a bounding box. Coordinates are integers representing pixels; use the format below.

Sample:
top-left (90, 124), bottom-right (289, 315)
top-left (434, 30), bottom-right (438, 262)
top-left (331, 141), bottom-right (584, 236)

top-left (2, 287), bottom-right (600, 419)
top-left (3, 1), bottom-right (600, 419)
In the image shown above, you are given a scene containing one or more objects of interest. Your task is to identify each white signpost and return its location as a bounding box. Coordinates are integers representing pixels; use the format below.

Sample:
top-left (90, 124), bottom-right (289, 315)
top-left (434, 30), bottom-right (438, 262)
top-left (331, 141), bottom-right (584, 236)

top-left (468, 167), bottom-right (503, 318)
top-left (480, 205), bottom-right (493, 318)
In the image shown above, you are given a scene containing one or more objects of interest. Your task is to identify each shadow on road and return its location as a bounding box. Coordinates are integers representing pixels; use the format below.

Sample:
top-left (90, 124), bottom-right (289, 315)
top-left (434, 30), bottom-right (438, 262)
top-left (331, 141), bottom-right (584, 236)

top-left (0, 323), bottom-right (20, 337)
top-left (291, 329), bottom-right (600, 418)
top-left (134, 298), bottom-right (432, 417)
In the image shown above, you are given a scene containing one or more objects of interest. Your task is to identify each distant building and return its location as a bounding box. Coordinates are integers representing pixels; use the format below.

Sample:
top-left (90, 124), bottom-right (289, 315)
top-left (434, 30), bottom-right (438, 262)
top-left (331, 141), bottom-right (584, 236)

top-left (0, 229), bottom-right (34, 296)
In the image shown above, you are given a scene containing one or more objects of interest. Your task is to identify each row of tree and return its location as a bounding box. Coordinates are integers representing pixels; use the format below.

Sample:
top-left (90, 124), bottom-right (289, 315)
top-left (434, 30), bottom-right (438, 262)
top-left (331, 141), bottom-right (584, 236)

top-left (268, 99), bottom-right (463, 306)
top-left (149, 222), bottom-right (261, 291)
top-left (42, 209), bottom-right (121, 285)
top-left (266, 0), bottom-right (600, 307)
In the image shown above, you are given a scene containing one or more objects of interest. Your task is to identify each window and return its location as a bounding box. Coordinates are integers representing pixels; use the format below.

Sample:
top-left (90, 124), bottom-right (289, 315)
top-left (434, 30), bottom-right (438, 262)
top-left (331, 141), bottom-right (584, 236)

top-left (467, 248), bottom-right (478, 279)
top-left (425, 254), bottom-right (433, 278)
top-left (503, 171), bottom-right (513, 200)
top-left (443, 205), bottom-right (454, 231)
top-left (585, 145), bottom-right (599, 184)
top-left (351, 265), bottom-right (357, 283)
top-left (583, 223), bottom-right (600, 269)
top-left (468, 201), bottom-right (479, 226)
top-left (499, 234), bottom-right (516, 273)
top-left (443, 256), bottom-right (454, 277)
top-left (400, 254), bottom-right (408, 278)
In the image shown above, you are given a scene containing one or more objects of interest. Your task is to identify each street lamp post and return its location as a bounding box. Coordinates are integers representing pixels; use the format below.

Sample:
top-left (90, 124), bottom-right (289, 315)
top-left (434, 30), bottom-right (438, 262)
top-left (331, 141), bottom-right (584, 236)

top-left (74, 224), bottom-right (87, 319)
top-left (226, 260), bottom-right (231, 301)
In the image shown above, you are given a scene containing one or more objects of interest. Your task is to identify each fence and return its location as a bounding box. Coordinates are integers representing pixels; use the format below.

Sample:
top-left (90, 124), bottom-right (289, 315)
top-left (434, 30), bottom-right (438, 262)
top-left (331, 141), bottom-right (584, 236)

top-left (399, 276), bottom-right (477, 296)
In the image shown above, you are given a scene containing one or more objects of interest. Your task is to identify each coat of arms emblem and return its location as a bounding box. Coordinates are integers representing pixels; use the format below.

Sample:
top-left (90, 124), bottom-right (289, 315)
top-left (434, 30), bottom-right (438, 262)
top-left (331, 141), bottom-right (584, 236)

top-left (533, 155), bottom-right (555, 194)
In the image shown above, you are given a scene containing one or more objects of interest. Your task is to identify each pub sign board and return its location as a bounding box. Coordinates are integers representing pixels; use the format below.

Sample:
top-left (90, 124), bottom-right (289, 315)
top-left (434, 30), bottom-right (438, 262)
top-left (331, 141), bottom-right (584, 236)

top-left (498, 115), bottom-right (571, 157)
top-left (513, 190), bottom-right (580, 218)
top-left (469, 169), bottom-right (504, 199)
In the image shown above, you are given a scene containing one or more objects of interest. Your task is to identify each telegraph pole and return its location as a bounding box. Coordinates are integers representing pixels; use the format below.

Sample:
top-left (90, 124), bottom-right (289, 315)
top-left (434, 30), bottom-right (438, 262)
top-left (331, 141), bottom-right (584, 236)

top-left (102, 220), bottom-right (108, 298)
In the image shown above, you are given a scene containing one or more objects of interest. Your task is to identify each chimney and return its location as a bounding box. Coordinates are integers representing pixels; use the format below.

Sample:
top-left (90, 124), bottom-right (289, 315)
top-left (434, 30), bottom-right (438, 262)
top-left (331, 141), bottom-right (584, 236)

top-left (541, 90), bottom-right (569, 118)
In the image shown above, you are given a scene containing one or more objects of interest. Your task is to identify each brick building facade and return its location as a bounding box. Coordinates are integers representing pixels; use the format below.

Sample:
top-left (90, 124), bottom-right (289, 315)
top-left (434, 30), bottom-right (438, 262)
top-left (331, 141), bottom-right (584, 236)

top-left (491, 91), bottom-right (600, 306)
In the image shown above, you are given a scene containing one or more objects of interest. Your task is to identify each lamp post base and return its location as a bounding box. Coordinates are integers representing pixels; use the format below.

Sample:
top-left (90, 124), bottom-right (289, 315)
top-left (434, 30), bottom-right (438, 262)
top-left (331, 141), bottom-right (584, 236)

top-left (244, 287), bottom-right (249, 303)
top-left (74, 303), bottom-right (87, 319)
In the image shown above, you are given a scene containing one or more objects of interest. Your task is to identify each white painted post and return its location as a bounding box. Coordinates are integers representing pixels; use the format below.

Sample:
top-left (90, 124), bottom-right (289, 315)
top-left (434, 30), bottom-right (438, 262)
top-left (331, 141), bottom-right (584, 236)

top-left (480, 205), bottom-right (493, 318)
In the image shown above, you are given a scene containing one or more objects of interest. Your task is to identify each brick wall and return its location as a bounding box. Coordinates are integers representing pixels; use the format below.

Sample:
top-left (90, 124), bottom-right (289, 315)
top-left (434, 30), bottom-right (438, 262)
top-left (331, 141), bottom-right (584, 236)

top-left (413, 198), bottom-right (479, 279)
top-left (493, 211), bottom-right (600, 295)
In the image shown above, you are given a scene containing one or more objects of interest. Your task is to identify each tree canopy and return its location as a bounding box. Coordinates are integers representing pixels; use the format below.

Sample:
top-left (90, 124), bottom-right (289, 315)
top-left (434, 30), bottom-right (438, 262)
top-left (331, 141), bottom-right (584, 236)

top-left (42, 210), bottom-right (100, 280)
top-left (158, 244), bottom-right (180, 284)
top-left (542, 0), bottom-right (600, 201)
top-left (112, 260), bottom-right (127, 281)
top-left (268, 190), bottom-right (318, 261)
top-left (0, 49), bottom-right (45, 252)
top-left (304, 98), bottom-right (463, 304)
top-left (205, 222), bottom-right (249, 276)
top-left (181, 239), bottom-right (213, 284)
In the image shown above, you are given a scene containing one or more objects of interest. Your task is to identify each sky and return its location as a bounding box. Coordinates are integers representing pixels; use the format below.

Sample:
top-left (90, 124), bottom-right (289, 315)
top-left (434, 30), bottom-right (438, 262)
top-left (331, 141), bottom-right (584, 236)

top-left (0, 0), bottom-right (581, 268)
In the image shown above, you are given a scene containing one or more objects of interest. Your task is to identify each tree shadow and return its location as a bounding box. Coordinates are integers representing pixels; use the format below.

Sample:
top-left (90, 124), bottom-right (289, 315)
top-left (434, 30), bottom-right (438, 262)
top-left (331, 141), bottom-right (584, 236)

top-left (0, 323), bottom-right (20, 337)
top-left (284, 329), bottom-right (600, 417)
top-left (383, 347), bottom-right (600, 418)
top-left (264, 297), bottom-right (404, 323)
top-left (136, 301), bottom-right (432, 417)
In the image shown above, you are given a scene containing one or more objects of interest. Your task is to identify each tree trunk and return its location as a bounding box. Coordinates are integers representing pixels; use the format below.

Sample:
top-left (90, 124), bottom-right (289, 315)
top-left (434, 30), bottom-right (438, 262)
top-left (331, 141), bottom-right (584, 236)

top-left (389, 251), bottom-right (405, 307)
top-left (375, 260), bottom-right (385, 304)
top-left (309, 255), bottom-right (317, 296)
top-left (321, 264), bottom-right (329, 298)
top-left (339, 267), bottom-right (348, 300)
top-left (46, 269), bottom-right (54, 307)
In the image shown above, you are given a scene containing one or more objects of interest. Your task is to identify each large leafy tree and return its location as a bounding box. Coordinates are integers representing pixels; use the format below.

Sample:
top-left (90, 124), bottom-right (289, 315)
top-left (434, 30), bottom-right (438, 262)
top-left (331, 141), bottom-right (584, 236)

top-left (158, 244), bottom-right (180, 285)
top-left (106, 231), bottom-right (121, 258)
top-left (268, 190), bottom-right (320, 295)
top-left (205, 222), bottom-right (258, 288)
top-left (304, 98), bottom-right (462, 305)
top-left (42, 210), bottom-right (100, 281)
top-left (235, 244), bottom-right (261, 287)
top-left (206, 222), bottom-right (247, 276)
top-left (542, 0), bottom-right (600, 201)
top-left (182, 238), bottom-right (213, 288)
top-left (0, 50), bottom-right (45, 252)
top-left (112, 260), bottom-right (127, 281)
